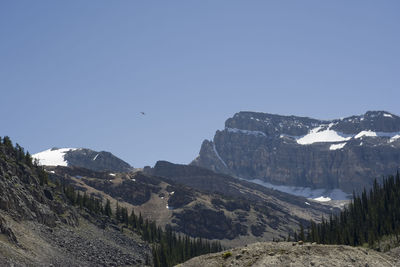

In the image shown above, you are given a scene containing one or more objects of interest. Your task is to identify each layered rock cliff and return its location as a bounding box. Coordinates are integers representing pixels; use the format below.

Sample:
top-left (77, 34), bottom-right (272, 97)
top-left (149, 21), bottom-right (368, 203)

top-left (192, 111), bottom-right (400, 193)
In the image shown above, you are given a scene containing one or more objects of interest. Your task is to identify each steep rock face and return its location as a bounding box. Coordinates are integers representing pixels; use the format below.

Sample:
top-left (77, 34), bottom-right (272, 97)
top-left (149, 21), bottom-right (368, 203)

top-left (192, 111), bottom-right (400, 193)
top-left (0, 146), bottom-right (78, 229)
top-left (33, 148), bottom-right (133, 173)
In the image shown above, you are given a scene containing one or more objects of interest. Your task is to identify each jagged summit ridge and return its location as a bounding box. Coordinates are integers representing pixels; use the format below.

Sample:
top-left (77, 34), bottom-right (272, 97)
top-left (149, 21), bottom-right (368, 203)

top-left (225, 110), bottom-right (400, 138)
top-left (224, 111), bottom-right (400, 149)
top-left (192, 111), bottom-right (400, 194)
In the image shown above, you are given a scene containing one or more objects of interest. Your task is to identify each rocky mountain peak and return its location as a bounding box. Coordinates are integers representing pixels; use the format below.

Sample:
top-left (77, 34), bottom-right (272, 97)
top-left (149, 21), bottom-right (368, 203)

top-left (192, 111), bottom-right (400, 194)
top-left (225, 110), bottom-right (400, 137)
top-left (331, 111), bottom-right (400, 134)
top-left (33, 148), bottom-right (133, 173)
top-left (225, 111), bottom-right (322, 137)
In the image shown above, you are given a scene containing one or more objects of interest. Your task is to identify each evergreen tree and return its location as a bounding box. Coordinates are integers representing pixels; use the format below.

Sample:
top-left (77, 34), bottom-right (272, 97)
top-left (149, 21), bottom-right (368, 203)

top-left (25, 151), bottom-right (33, 167)
top-left (129, 209), bottom-right (137, 228)
top-left (105, 199), bottom-right (112, 217)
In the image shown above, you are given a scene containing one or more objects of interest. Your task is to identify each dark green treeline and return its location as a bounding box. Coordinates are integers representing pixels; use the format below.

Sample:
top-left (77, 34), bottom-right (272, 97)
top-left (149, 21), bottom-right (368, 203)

top-left (0, 136), bottom-right (49, 185)
top-left (299, 173), bottom-right (400, 248)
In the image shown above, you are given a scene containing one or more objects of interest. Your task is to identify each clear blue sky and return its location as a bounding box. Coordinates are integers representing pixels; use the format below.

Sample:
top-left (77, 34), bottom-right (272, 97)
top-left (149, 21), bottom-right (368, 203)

top-left (1, 1), bottom-right (399, 167)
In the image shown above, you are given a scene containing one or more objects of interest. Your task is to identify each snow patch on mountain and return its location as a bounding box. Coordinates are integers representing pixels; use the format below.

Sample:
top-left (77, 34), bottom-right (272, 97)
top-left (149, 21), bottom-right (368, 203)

top-left (295, 126), bottom-right (400, 145)
top-left (355, 131), bottom-right (400, 139)
top-left (296, 126), bottom-right (352, 145)
top-left (313, 196), bottom-right (331, 202)
top-left (355, 130), bottom-right (377, 139)
top-left (390, 135), bottom-right (400, 143)
top-left (247, 178), bottom-right (350, 201)
top-left (330, 143), bottom-right (347, 150)
top-left (32, 148), bottom-right (77, 166)
top-left (384, 113), bottom-right (394, 118)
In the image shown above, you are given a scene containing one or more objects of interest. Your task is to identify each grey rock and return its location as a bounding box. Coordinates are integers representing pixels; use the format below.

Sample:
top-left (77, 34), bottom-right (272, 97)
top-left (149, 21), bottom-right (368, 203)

top-left (192, 111), bottom-right (400, 193)
top-left (181, 242), bottom-right (398, 267)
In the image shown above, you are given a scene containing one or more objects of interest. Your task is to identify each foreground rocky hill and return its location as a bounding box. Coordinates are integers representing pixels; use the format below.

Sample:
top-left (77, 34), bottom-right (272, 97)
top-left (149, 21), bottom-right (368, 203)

top-left (192, 110), bottom-right (400, 193)
top-left (33, 147), bottom-right (133, 173)
top-left (0, 137), bottom-right (151, 266)
top-left (180, 241), bottom-right (398, 267)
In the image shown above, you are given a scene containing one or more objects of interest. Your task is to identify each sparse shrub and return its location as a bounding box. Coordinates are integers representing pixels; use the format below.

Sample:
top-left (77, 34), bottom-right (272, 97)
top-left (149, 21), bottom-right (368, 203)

top-left (222, 251), bottom-right (232, 259)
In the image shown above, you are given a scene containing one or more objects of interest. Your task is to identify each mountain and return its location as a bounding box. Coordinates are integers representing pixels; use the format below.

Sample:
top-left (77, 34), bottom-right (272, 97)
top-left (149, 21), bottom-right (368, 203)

top-left (32, 147), bottom-right (133, 173)
top-left (0, 137), bottom-right (151, 266)
top-left (50, 161), bottom-right (335, 248)
top-left (143, 161), bottom-right (335, 246)
top-left (192, 111), bottom-right (400, 194)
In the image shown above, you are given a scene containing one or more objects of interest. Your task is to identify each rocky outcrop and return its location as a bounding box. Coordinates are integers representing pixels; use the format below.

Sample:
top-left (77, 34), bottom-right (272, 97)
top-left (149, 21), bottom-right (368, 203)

top-left (0, 215), bottom-right (17, 244)
top-left (172, 204), bottom-right (248, 240)
top-left (81, 172), bottom-right (160, 205)
top-left (192, 111), bottom-right (400, 193)
top-left (65, 149), bottom-right (133, 172)
top-left (0, 146), bottom-right (77, 228)
top-left (181, 241), bottom-right (398, 267)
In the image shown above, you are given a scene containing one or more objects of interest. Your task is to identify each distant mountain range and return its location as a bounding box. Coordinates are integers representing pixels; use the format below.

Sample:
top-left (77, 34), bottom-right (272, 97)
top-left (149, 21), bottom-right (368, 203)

top-left (192, 111), bottom-right (400, 194)
top-left (32, 110), bottom-right (400, 198)
top-left (29, 144), bottom-right (339, 245)
top-left (32, 148), bottom-right (133, 173)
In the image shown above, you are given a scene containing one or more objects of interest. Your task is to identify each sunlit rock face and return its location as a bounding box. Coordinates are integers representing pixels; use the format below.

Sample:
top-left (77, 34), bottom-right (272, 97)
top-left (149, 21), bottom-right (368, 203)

top-left (192, 111), bottom-right (400, 193)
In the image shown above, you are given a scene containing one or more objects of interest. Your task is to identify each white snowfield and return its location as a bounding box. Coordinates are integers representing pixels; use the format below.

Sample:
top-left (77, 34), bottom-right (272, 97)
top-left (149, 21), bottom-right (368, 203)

top-left (329, 143), bottom-right (347, 150)
top-left (313, 196), bottom-right (332, 202)
top-left (295, 124), bottom-right (400, 145)
top-left (354, 130), bottom-right (378, 139)
top-left (247, 178), bottom-right (350, 201)
top-left (32, 148), bottom-right (77, 166)
top-left (296, 125), bottom-right (352, 145)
